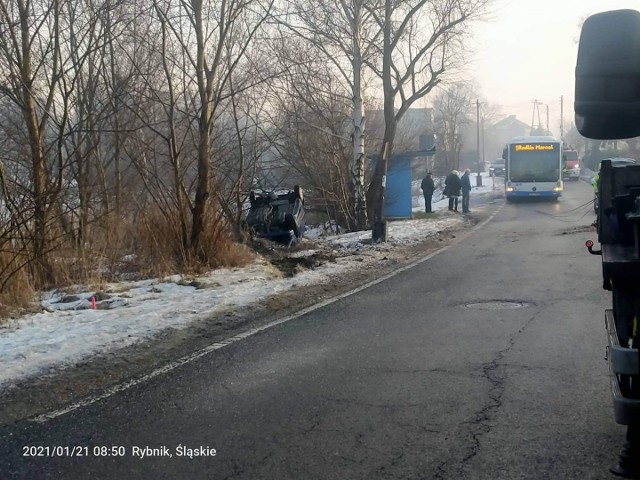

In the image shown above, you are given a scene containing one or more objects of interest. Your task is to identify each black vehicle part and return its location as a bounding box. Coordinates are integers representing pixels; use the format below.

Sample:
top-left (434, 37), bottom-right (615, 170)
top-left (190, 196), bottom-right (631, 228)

top-left (577, 10), bottom-right (640, 476)
top-left (575, 10), bottom-right (640, 140)
top-left (244, 186), bottom-right (305, 244)
top-left (598, 161), bottom-right (640, 476)
top-left (611, 426), bottom-right (640, 478)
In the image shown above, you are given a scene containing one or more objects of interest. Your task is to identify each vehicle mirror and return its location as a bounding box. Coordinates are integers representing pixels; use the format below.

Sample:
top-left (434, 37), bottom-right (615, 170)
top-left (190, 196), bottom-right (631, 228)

top-left (575, 9), bottom-right (640, 139)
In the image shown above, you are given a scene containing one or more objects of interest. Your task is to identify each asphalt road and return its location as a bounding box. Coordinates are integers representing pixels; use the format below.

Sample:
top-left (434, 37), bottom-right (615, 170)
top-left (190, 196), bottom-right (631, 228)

top-left (0, 180), bottom-right (623, 479)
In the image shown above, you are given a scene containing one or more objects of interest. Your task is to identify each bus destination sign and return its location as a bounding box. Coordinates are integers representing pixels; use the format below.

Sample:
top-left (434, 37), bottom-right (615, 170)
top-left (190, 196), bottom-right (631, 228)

top-left (514, 144), bottom-right (556, 152)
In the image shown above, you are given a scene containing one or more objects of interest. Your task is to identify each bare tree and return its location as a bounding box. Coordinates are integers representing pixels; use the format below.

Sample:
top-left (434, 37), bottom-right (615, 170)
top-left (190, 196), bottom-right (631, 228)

top-left (432, 83), bottom-right (475, 172)
top-left (366, 0), bottom-right (491, 240)
top-left (280, 0), bottom-right (383, 230)
top-left (0, 0), bottom-right (60, 283)
top-left (148, 0), bottom-right (274, 259)
top-left (0, 0), bottom-right (119, 284)
top-left (60, 0), bottom-right (119, 249)
top-left (259, 40), bottom-right (359, 229)
top-left (217, 77), bottom-right (274, 237)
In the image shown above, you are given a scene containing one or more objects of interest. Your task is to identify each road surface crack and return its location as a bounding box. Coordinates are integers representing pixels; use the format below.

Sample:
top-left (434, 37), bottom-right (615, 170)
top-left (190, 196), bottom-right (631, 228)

top-left (434, 312), bottom-right (539, 478)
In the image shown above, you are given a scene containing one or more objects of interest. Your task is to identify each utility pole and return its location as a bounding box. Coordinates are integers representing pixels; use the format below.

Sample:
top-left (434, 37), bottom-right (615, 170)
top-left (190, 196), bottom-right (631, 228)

top-left (560, 95), bottom-right (564, 140)
top-left (481, 115), bottom-right (486, 167)
top-left (546, 105), bottom-right (549, 135)
top-left (476, 99), bottom-right (482, 187)
top-left (531, 99), bottom-right (543, 131)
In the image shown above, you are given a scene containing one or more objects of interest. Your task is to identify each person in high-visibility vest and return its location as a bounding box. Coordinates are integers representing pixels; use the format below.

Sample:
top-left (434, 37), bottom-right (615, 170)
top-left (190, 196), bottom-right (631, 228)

top-left (592, 165), bottom-right (601, 215)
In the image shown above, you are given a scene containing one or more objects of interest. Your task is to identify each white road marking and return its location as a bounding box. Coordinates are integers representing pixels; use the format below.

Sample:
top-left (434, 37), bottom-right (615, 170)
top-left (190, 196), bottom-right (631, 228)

top-left (31, 205), bottom-right (503, 423)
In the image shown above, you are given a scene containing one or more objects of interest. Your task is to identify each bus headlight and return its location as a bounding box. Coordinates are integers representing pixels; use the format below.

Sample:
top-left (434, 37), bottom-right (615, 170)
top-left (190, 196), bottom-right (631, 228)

top-left (553, 180), bottom-right (563, 192)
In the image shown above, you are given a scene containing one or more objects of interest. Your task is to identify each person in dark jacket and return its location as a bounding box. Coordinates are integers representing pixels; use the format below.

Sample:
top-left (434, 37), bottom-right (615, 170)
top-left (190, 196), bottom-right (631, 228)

top-left (420, 172), bottom-right (435, 213)
top-left (444, 170), bottom-right (461, 212)
top-left (461, 169), bottom-right (472, 213)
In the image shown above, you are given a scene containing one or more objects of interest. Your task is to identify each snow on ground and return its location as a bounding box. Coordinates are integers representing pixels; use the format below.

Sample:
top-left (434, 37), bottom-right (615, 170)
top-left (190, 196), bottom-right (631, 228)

top-left (0, 173), bottom-right (501, 390)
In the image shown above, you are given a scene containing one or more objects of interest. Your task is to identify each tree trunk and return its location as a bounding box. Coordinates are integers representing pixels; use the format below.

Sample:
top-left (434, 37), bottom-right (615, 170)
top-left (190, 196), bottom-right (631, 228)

top-left (24, 94), bottom-right (51, 284)
top-left (370, 0), bottom-right (395, 241)
top-left (191, 113), bottom-right (211, 254)
top-left (350, 2), bottom-right (367, 231)
top-left (190, 0), bottom-right (215, 256)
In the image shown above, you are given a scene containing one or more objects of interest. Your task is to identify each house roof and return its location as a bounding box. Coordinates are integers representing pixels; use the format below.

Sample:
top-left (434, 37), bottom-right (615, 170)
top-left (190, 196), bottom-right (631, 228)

top-left (488, 115), bottom-right (530, 131)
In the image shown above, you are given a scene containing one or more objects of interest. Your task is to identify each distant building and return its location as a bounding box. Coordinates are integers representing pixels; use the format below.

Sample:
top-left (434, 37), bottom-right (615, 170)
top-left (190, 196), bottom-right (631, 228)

top-left (484, 115), bottom-right (531, 161)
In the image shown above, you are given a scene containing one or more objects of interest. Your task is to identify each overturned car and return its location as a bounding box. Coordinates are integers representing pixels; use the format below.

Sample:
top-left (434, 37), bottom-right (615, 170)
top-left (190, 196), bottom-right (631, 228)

top-left (244, 186), bottom-right (305, 243)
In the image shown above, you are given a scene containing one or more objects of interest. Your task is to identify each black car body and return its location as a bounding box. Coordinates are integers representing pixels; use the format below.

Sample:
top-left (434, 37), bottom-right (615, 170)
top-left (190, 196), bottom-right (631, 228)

top-left (245, 186), bottom-right (305, 243)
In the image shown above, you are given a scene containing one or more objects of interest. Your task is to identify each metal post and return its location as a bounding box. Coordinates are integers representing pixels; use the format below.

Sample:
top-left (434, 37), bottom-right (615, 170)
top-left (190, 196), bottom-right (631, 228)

top-left (476, 99), bottom-right (482, 187)
top-left (560, 95), bottom-right (564, 140)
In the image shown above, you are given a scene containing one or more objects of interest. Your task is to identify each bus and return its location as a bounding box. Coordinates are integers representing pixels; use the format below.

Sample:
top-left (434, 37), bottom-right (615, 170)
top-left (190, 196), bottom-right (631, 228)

top-left (503, 136), bottom-right (563, 201)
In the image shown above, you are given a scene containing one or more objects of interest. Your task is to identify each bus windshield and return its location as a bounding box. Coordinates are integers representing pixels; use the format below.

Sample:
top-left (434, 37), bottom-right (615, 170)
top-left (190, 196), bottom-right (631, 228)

top-left (509, 144), bottom-right (561, 182)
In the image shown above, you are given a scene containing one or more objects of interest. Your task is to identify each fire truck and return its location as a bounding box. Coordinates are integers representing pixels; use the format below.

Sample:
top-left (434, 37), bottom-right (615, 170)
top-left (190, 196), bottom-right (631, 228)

top-left (562, 146), bottom-right (580, 181)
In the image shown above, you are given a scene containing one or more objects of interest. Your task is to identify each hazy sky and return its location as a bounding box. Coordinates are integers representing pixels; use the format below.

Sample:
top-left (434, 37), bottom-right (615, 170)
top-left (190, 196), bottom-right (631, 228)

top-left (469, 0), bottom-right (639, 137)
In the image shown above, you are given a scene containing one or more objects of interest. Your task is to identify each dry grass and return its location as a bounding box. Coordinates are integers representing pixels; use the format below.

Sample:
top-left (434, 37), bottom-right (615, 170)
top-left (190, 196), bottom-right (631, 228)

top-left (0, 251), bottom-right (38, 321)
top-left (0, 207), bottom-right (255, 318)
top-left (130, 208), bottom-right (253, 276)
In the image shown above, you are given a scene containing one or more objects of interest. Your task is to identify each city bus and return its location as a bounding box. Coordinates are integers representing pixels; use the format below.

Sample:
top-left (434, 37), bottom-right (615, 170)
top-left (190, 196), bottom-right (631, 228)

top-left (503, 136), bottom-right (563, 201)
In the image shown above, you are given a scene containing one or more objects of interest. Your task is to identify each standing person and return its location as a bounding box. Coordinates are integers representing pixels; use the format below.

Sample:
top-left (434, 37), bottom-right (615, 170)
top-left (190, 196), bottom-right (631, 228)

top-left (444, 170), bottom-right (461, 212)
top-left (421, 172), bottom-right (435, 213)
top-left (461, 169), bottom-right (472, 213)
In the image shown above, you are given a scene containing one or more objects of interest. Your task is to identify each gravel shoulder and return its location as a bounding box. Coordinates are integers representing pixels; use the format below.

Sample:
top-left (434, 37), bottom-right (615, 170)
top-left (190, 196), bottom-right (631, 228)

top-left (0, 209), bottom-right (494, 426)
